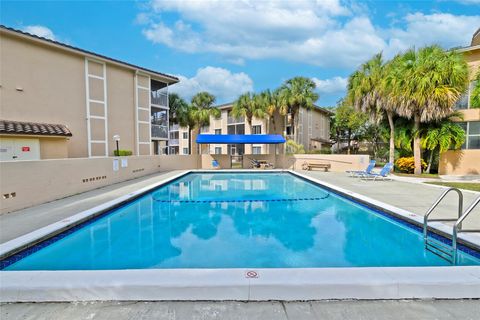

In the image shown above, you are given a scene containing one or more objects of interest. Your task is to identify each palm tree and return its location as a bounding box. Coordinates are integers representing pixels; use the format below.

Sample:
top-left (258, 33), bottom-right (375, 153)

top-left (347, 53), bottom-right (397, 164)
top-left (189, 92), bottom-right (220, 154)
top-left (421, 120), bottom-right (466, 173)
top-left (168, 93), bottom-right (189, 125)
top-left (386, 45), bottom-right (468, 174)
top-left (257, 89), bottom-right (281, 133)
top-left (278, 77), bottom-right (319, 142)
top-left (471, 70), bottom-right (480, 108)
top-left (232, 92), bottom-right (266, 133)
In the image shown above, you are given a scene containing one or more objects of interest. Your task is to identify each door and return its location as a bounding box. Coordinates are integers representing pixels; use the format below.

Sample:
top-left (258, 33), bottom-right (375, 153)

top-left (0, 138), bottom-right (40, 161)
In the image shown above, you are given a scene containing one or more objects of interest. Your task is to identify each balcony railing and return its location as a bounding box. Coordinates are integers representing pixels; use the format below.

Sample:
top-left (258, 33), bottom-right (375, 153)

top-left (151, 124), bottom-right (168, 139)
top-left (170, 123), bottom-right (180, 131)
top-left (169, 139), bottom-right (179, 146)
top-left (151, 91), bottom-right (168, 107)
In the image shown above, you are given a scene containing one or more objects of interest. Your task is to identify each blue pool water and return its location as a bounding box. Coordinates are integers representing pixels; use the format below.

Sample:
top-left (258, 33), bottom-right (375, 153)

top-left (3, 172), bottom-right (480, 270)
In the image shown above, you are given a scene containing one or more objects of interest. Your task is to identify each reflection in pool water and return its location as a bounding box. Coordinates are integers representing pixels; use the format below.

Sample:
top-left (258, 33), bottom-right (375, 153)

top-left (4, 173), bottom-right (480, 270)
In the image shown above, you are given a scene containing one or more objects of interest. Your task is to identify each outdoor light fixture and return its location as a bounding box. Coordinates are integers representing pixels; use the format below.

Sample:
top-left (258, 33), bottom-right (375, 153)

top-left (113, 134), bottom-right (120, 156)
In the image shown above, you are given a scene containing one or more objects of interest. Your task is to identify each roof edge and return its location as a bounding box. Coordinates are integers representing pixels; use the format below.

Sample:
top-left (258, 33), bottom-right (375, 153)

top-left (0, 25), bottom-right (179, 84)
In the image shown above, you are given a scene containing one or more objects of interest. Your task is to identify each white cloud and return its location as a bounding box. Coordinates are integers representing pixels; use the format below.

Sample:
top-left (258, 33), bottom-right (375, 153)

top-left (22, 25), bottom-right (56, 40)
top-left (140, 1), bottom-right (480, 68)
top-left (384, 13), bottom-right (480, 57)
top-left (170, 66), bottom-right (254, 103)
top-left (312, 76), bottom-right (348, 94)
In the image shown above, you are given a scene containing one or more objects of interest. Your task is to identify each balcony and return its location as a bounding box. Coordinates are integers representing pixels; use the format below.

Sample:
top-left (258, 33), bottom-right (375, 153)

top-left (170, 123), bottom-right (180, 131)
top-left (151, 124), bottom-right (168, 139)
top-left (151, 91), bottom-right (168, 107)
top-left (169, 139), bottom-right (179, 146)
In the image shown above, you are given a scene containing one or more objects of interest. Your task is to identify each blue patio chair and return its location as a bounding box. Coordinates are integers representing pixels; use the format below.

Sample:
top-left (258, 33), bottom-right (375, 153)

top-left (360, 162), bottom-right (394, 181)
top-left (346, 160), bottom-right (376, 177)
top-left (212, 160), bottom-right (220, 169)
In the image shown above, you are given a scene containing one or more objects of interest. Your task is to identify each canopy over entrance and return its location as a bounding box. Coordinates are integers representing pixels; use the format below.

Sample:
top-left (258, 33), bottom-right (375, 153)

top-left (196, 134), bottom-right (286, 144)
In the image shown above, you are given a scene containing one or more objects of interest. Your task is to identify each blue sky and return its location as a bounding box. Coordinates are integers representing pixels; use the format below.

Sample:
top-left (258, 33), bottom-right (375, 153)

top-left (1, 0), bottom-right (479, 106)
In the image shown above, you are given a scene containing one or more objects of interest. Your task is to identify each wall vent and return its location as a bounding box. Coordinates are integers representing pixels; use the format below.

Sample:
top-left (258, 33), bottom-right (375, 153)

top-left (82, 176), bottom-right (107, 183)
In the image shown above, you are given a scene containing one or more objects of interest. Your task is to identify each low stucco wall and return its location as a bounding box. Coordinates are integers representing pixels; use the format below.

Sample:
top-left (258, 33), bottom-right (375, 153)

top-left (439, 150), bottom-right (480, 176)
top-left (282, 154), bottom-right (370, 172)
top-left (201, 154), bottom-right (279, 169)
top-left (0, 155), bottom-right (200, 213)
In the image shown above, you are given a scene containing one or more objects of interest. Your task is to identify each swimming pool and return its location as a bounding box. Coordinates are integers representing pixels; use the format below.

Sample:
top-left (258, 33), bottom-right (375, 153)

top-left (2, 172), bottom-right (479, 270)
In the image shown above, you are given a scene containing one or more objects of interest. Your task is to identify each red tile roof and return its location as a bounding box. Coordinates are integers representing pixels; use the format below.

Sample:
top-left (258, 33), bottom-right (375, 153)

top-left (0, 119), bottom-right (72, 137)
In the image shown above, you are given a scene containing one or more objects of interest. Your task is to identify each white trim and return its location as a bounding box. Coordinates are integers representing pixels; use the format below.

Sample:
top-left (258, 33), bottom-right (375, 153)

top-left (138, 142), bottom-right (151, 145)
top-left (137, 85), bottom-right (149, 91)
top-left (89, 115), bottom-right (105, 120)
top-left (90, 140), bottom-right (106, 144)
top-left (103, 62), bottom-right (109, 156)
top-left (88, 74), bottom-right (104, 80)
top-left (137, 120), bottom-right (150, 124)
top-left (138, 107), bottom-right (149, 111)
top-left (88, 99), bottom-right (105, 105)
top-left (148, 78), bottom-right (152, 156)
top-left (135, 74), bottom-right (139, 156)
top-left (84, 58), bottom-right (92, 158)
top-left (151, 103), bottom-right (169, 110)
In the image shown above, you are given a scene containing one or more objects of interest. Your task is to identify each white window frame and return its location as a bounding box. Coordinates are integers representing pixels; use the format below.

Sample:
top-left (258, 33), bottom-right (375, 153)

top-left (214, 146), bottom-right (222, 154)
top-left (182, 132), bottom-right (188, 139)
top-left (183, 147), bottom-right (189, 154)
top-left (461, 121), bottom-right (480, 149)
top-left (252, 146), bottom-right (262, 154)
top-left (252, 125), bottom-right (261, 135)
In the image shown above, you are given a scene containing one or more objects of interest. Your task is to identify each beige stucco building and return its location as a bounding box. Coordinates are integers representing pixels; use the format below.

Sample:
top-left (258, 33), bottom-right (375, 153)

top-left (0, 25), bottom-right (178, 161)
top-left (439, 29), bottom-right (480, 176)
top-left (169, 103), bottom-right (332, 155)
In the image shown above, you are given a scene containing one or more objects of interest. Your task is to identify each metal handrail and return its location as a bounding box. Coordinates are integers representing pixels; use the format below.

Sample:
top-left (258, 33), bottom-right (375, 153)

top-left (452, 195), bottom-right (480, 264)
top-left (423, 188), bottom-right (463, 241)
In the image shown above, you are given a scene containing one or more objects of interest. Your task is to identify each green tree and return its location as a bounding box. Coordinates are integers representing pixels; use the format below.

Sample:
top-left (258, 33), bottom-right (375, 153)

top-left (332, 102), bottom-right (368, 154)
top-left (278, 77), bottom-right (319, 141)
top-left (471, 70), bottom-right (480, 108)
top-left (421, 120), bottom-right (466, 173)
top-left (189, 92), bottom-right (220, 154)
top-left (232, 92), bottom-right (266, 133)
top-left (347, 53), bottom-right (397, 164)
top-left (257, 89), bottom-right (281, 133)
top-left (386, 45), bottom-right (468, 174)
top-left (168, 93), bottom-right (189, 125)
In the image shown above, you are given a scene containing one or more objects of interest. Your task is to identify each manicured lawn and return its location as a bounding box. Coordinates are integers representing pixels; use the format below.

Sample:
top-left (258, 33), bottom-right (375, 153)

top-left (394, 173), bottom-right (440, 179)
top-left (424, 182), bottom-right (480, 192)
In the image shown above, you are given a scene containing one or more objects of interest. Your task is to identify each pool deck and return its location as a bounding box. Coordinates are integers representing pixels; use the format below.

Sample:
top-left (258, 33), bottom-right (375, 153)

top-left (1, 169), bottom-right (478, 244)
top-left (2, 300), bottom-right (479, 320)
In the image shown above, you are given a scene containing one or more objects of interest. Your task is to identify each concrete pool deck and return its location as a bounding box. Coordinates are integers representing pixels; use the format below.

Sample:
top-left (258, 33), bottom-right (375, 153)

top-left (2, 300), bottom-right (480, 320)
top-left (0, 169), bottom-right (478, 244)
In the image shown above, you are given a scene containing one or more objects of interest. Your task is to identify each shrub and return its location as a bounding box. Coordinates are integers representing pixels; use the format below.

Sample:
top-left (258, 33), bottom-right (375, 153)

top-left (114, 150), bottom-right (133, 156)
top-left (395, 156), bottom-right (427, 173)
top-left (286, 140), bottom-right (305, 154)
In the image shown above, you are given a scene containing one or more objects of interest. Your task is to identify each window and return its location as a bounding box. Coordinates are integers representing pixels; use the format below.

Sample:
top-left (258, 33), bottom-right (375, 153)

top-left (200, 126), bottom-right (209, 133)
top-left (252, 146), bottom-right (261, 154)
top-left (458, 121), bottom-right (480, 149)
top-left (455, 80), bottom-right (477, 110)
top-left (252, 125), bottom-right (261, 134)
top-left (215, 129), bottom-right (222, 135)
top-left (182, 132), bottom-right (188, 139)
top-left (169, 131), bottom-right (179, 139)
top-left (183, 148), bottom-right (189, 154)
top-left (227, 124), bottom-right (245, 135)
top-left (215, 147), bottom-right (222, 154)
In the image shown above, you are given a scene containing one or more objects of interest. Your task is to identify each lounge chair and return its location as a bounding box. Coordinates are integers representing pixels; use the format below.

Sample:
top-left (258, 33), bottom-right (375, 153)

top-left (249, 158), bottom-right (261, 169)
top-left (212, 160), bottom-right (220, 169)
top-left (346, 160), bottom-right (376, 177)
top-left (359, 162), bottom-right (393, 181)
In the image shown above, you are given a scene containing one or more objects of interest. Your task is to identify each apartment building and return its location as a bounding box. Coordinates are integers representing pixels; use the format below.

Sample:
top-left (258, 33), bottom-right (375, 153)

top-left (170, 102), bottom-right (331, 155)
top-left (0, 25), bottom-right (178, 161)
top-left (439, 29), bottom-right (480, 175)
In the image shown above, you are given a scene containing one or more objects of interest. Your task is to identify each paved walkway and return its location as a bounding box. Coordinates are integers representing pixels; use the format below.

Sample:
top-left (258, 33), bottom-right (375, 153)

top-left (1, 300), bottom-right (479, 320)
top-left (301, 171), bottom-right (480, 230)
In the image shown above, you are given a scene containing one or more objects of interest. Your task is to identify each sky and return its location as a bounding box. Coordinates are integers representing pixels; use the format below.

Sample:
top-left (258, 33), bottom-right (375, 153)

top-left (1, 0), bottom-right (479, 106)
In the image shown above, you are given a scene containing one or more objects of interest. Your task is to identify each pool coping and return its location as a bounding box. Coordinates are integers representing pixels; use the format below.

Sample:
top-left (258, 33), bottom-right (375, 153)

top-left (1, 169), bottom-right (479, 302)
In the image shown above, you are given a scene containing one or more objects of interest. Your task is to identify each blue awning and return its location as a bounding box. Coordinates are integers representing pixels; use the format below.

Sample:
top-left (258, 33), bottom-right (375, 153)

top-left (196, 134), bottom-right (286, 144)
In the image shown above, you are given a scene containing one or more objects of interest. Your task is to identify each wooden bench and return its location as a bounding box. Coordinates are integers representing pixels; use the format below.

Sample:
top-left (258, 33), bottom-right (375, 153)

top-left (302, 161), bottom-right (331, 172)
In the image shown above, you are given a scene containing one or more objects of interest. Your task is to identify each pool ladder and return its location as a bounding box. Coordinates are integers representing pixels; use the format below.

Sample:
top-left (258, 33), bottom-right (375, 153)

top-left (423, 188), bottom-right (480, 264)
